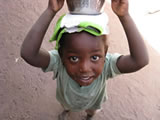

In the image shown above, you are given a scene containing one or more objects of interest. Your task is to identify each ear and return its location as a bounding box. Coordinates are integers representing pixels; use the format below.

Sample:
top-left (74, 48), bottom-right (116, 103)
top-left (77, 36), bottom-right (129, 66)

top-left (105, 46), bottom-right (108, 55)
top-left (60, 56), bottom-right (65, 66)
top-left (102, 35), bottom-right (108, 55)
top-left (58, 49), bottom-right (64, 65)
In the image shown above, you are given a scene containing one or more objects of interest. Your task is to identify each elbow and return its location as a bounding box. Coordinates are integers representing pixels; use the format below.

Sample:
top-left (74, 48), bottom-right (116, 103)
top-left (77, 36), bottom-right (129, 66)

top-left (137, 57), bottom-right (149, 70)
top-left (20, 46), bottom-right (32, 62)
top-left (20, 46), bottom-right (27, 60)
top-left (139, 50), bottom-right (150, 69)
top-left (20, 47), bottom-right (36, 67)
top-left (20, 47), bottom-right (25, 59)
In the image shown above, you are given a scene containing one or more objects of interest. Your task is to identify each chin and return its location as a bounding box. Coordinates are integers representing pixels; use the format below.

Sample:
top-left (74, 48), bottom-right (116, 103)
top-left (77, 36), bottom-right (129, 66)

top-left (78, 80), bottom-right (94, 86)
top-left (80, 83), bottom-right (91, 86)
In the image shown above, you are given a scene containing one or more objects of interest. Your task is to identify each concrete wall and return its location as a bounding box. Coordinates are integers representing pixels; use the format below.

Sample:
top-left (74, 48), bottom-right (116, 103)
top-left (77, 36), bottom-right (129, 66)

top-left (0, 0), bottom-right (160, 120)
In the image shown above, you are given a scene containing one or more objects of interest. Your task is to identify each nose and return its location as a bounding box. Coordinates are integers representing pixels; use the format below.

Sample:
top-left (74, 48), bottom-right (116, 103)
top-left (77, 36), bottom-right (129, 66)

top-left (79, 60), bottom-right (91, 73)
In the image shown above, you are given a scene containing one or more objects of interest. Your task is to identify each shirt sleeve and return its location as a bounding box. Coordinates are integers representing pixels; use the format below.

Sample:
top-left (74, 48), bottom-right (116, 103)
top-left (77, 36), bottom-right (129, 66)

top-left (104, 53), bottom-right (122, 78)
top-left (42, 50), bottom-right (60, 78)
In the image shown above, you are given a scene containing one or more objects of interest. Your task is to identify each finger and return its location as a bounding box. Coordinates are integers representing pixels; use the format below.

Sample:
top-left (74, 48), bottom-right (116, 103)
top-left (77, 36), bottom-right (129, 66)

top-left (111, 0), bottom-right (119, 5)
top-left (111, 0), bottom-right (119, 3)
top-left (120, 0), bottom-right (127, 4)
top-left (59, 0), bottom-right (65, 4)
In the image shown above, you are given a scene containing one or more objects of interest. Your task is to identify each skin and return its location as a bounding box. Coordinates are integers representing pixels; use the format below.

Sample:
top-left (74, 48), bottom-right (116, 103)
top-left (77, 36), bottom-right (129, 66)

top-left (111, 0), bottom-right (149, 73)
top-left (21, 0), bottom-right (65, 69)
top-left (21, 0), bottom-right (149, 85)
top-left (60, 32), bottom-right (107, 86)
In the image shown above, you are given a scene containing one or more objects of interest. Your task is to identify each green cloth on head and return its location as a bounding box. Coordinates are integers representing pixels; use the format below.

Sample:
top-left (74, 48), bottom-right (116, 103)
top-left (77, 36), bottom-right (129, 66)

top-left (49, 14), bottom-right (105, 50)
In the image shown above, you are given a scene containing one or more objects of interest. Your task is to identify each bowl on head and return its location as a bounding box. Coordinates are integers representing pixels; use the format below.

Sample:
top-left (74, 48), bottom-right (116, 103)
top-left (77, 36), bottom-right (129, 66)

top-left (66, 0), bottom-right (106, 15)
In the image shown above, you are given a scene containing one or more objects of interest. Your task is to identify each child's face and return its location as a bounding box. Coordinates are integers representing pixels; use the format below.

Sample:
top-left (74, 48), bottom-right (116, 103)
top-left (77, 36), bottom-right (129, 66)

top-left (60, 32), bottom-right (108, 86)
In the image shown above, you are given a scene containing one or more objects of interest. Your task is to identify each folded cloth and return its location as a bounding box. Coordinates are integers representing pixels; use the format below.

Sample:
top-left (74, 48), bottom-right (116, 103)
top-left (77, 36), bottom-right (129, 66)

top-left (50, 12), bottom-right (109, 49)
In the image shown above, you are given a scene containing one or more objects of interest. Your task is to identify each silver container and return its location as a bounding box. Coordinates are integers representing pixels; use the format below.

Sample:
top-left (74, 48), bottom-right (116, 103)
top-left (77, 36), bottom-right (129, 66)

top-left (66, 0), bottom-right (106, 15)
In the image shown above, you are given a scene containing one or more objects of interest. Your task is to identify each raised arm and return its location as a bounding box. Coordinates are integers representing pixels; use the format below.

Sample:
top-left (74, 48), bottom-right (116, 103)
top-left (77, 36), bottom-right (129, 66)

top-left (111, 0), bottom-right (149, 73)
top-left (21, 0), bottom-right (64, 69)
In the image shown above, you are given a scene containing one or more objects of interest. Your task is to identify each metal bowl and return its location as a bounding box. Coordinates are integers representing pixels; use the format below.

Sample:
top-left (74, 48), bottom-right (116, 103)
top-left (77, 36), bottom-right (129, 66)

top-left (66, 0), bottom-right (106, 15)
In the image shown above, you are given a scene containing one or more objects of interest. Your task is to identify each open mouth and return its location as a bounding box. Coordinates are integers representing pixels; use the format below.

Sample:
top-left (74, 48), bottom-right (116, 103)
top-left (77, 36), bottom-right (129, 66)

top-left (77, 75), bottom-right (94, 85)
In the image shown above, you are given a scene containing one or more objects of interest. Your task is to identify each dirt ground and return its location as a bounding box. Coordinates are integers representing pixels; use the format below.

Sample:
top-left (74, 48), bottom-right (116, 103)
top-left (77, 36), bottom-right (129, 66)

top-left (0, 0), bottom-right (160, 120)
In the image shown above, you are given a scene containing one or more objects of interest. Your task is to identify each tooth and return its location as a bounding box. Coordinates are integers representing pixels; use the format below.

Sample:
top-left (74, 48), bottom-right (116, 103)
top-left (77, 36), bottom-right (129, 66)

top-left (82, 77), bottom-right (89, 80)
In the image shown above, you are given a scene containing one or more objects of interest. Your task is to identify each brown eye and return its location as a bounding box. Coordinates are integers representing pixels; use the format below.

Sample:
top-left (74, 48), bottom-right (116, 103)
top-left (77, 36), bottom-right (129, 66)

top-left (70, 56), bottom-right (79, 62)
top-left (91, 56), bottom-right (100, 61)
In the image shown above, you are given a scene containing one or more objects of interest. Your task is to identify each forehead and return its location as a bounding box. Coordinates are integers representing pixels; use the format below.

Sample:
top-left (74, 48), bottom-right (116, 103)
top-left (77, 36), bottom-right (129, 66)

top-left (62, 32), bottom-right (106, 52)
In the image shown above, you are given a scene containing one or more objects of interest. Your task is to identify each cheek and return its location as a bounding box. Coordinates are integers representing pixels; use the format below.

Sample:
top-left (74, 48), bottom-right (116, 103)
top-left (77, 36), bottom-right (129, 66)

top-left (94, 60), bottom-right (105, 74)
top-left (63, 62), bottom-right (77, 75)
top-left (66, 65), bottom-right (75, 73)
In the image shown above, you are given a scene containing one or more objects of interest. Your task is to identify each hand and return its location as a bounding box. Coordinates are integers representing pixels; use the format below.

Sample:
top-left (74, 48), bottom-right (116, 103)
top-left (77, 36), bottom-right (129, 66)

top-left (111, 0), bottom-right (129, 17)
top-left (48, 0), bottom-right (65, 13)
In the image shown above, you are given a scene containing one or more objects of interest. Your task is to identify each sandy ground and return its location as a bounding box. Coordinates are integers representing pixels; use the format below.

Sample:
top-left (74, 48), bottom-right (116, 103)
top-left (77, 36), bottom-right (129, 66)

top-left (0, 0), bottom-right (160, 120)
